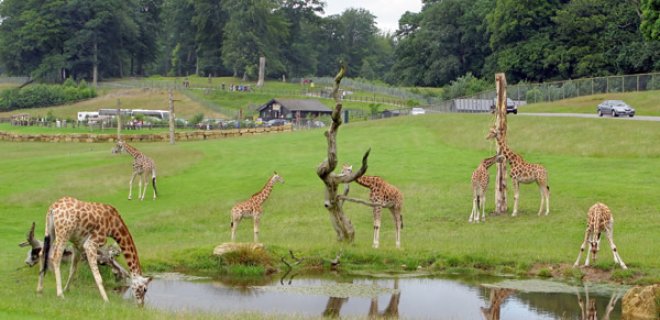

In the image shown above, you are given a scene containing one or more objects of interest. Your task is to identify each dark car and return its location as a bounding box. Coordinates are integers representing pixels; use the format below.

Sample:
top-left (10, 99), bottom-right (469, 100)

top-left (490, 98), bottom-right (518, 114)
top-left (266, 119), bottom-right (289, 127)
top-left (597, 100), bottom-right (635, 117)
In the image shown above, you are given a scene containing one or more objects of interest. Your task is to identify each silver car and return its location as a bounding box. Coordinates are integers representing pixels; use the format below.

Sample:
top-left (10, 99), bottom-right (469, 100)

top-left (597, 100), bottom-right (635, 117)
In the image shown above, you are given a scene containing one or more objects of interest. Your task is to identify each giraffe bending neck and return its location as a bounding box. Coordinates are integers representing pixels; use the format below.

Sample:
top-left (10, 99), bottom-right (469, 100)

top-left (121, 142), bottom-right (142, 159)
top-left (108, 214), bottom-right (143, 275)
top-left (487, 127), bottom-right (550, 216)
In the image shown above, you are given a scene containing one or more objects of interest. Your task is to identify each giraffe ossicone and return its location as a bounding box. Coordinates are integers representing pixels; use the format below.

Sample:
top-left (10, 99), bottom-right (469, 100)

top-left (36, 197), bottom-right (151, 306)
top-left (230, 172), bottom-right (285, 243)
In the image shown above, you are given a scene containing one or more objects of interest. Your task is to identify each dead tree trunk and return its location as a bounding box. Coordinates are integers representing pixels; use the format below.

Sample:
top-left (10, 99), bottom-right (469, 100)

top-left (494, 73), bottom-right (508, 215)
top-left (316, 64), bottom-right (371, 243)
top-left (116, 99), bottom-right (121, 140)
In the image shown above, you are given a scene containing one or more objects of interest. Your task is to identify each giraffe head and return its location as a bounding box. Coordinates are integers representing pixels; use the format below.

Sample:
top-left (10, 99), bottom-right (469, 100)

top-left (340, 164), bottom-right (353, 176)
top-left (112, 140), bottom-right (126, 154)
top-left (130, 274), bottom-right (152, 307)
top-left (485, 126), bottom-right (500, 141)
top-left (272, 171), bottom-right (285, 184)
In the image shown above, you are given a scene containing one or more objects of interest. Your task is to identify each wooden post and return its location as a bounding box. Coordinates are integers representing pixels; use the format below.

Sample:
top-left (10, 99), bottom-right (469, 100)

top-left (116, 99), bottom-right (121, 140)
top-left (257, 56), bottom-right (265, 87)
top-left (494, 73), bottom-right (508, 215)
top-left (168, 89), bottom-right (175, 145)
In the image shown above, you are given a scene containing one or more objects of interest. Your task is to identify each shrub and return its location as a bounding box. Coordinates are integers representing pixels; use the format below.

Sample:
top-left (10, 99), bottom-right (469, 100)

top-left (0, 82), bottom-right (97, 111)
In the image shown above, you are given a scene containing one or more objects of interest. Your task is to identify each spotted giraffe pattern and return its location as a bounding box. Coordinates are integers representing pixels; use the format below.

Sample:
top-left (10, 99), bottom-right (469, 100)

top-left (113, 140), bottom-right (158, 200)
top-left (230, 172), bottom-right (284, 242)
top-left (574, 203), bottom-right (627, 269)
top-left (342, 164), bottom-right (404, 249)
top-left (486, 127), bottom-right (550, 216)
top-left (37, 197), bottom-right (151, 306)
top-left (469, 155), bottom-right (501, 223)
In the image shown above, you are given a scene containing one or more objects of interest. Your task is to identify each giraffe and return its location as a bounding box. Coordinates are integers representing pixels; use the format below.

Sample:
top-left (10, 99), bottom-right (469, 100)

top-left (112, 140), bottom-right (158, 201)
top-left (469, 154), bottom-right (503, 223)
top-left (230, 172), bottom-right (285, 242)
top-left (486, 126), bottom-right (550, 216)
top-left (481, 288), bottom-right (514, 320)
top-left (574, 203), bottom-right (627, 269)
top-left (341, 164), bottom-right (404, 249)
top-left (36, 197), bottom-right (151, 306)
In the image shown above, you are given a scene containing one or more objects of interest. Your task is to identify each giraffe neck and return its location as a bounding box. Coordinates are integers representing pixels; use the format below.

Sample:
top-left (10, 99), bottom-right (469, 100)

top-left (481, 155), bottom-right (499, 169)
top-left (123, 143), bottom-right (143, 159)
top-left (253, 176), bottom-right (276, 204)
top-left (109, 214), bottom-right (143, 276)
top-left (496, 135), bottom-right (523, 167)
top-left (355, 175), bottom-right (377, 189)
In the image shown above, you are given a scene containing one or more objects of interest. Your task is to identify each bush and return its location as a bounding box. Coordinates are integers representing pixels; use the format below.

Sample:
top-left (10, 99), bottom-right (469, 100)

top-left (0, 82), bottom-right (97, 111)
top-left (442, 73), bottom-right (491, 100)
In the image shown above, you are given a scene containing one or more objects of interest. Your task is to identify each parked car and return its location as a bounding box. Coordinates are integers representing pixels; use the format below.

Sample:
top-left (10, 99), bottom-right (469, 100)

top-left (266, 119), bottom-right (289, 127)
top-left (411, 107), bottom-right (426, 115)
top-left (490, 98), bottom-right (518, 114)
top-left (597, 100), bottom-right (635, 117)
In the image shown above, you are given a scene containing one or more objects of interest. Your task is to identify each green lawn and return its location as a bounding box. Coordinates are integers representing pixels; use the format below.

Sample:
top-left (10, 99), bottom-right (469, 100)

top-left (521, 90), bottom-right (660, 116)
top-left (1, 112), bottom-right (659, 319)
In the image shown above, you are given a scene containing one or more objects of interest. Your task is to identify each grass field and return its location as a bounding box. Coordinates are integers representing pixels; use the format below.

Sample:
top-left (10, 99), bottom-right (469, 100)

top-left (521, 90), bottom-right (660, 116)
top-left (0, 112), bottom-right (658, 319)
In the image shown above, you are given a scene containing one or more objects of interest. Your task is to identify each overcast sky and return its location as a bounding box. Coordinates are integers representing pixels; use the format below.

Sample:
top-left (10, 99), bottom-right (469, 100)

top-left (322, 0), bottom-right (423, 34)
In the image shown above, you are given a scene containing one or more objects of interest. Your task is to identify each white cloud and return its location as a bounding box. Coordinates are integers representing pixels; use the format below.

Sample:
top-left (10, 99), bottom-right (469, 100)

top-left (322, 0), bottom-right (423, 33)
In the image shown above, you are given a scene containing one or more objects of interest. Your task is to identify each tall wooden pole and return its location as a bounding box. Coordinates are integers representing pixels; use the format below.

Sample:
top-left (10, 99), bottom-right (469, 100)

top-left (168, 89), bottom-right (175, 145)
top-left (116, 99), bottom-right (121, 140)
top-left (494, 73), bottom-right (508, 215)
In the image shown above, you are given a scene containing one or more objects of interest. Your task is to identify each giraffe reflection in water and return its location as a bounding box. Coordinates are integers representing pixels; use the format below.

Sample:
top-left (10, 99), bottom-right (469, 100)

top-left (481, 288), bottom-right (514, 320)
top-left (320, 279), bottom-right (401, 319)
top-left (576, 287), bottom-right (621, 320)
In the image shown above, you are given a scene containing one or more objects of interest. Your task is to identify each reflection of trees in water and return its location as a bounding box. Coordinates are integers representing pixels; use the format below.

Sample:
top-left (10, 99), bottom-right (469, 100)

top-left (481, 288), bottom-right (514, 320)
top-left (321, 279), bottom-right (402, 319)
top-left (576, 287), bottom-right (621, 320)
top-left (211, 275), bottom-right (275, 295)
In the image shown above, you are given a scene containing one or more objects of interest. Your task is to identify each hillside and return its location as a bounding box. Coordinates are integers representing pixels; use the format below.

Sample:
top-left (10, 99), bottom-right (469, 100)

top-left (521, 90), bottom-right (660, 116)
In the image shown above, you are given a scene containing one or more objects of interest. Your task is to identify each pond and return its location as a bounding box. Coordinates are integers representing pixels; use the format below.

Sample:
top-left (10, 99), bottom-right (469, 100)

top-left (139, 273), bottom-right (626, 319)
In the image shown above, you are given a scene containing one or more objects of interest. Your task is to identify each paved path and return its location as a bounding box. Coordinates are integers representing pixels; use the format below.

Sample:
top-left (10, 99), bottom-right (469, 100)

top-left (518, 112), bottom-right (660, 122)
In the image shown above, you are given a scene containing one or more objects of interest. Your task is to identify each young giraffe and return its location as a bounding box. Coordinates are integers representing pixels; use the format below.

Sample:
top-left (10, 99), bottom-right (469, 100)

top-left (37, 197), bottom-right (151, 306)
top-left (486, 126), bottom-right (550, 216)
top-left (574, 202), bottom-right (627, 269)
top-left (342, 164), bottom-right (404, 249)
top-left (469, 154), bottom-right (502, 223)
top-left (112, 140), bottom-right (158, 201)
top-left (230, 172), bottom-right (285, 242)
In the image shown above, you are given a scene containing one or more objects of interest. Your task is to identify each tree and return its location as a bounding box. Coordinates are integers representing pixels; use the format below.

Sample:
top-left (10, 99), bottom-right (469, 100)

top-left (278, 0), bottom-right (324, 78)
top-left (641, 0), bottom-right (660, 40)
top-left (192, 0), bottom-right (228, 76)
top-left (221, 0), bottom-right (288, 79)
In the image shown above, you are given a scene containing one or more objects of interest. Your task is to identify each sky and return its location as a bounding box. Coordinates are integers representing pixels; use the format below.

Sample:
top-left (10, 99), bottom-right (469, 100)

top-left (322, 0), bottom-right (423, 34)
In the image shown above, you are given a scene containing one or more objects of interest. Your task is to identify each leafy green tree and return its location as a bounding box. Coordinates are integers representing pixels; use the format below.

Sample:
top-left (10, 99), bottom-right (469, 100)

top-left (221, 0), bottom-right (288, 79)
top-left (192, 0), bottom-right (228, 76)
top-left (641, 0), bottom-right (660, 40)
top-left (278, 0), bottom-right (324, 78)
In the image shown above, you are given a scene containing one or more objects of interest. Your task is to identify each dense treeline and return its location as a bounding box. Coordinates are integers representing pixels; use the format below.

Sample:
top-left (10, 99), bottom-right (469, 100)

top-left (0, 0), bottom-right (658, 87)
top-left (0, 79), bottom-right (96, 111)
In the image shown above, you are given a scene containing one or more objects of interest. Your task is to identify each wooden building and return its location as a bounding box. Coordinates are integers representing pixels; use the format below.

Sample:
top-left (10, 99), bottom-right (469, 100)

top-left (258, 99), bottom-right (331, 121)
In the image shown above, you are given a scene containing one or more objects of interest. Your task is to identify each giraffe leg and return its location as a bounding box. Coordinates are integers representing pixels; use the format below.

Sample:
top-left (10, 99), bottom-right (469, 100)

top-left (537, 184), bottom-right (545, 216)
top-left (52, 238), bottom-right (68, 298)
top-left (83, 240), bottom-right (109, 302)
top-left (138, 174), bottom-right (145, 201)
top-left (574, 228), bottom-right (591, 267)
top-left (605, 225), bottom-right (627, 269)
top-left (230, 214), bottom-right (240, 242)
top-left (544, 185), bottom-right (550, 215)
top-left (512, 180), bottom-right (520, 216)
top-left (128, 172), bottom-right (138, 200)
top-left (372, 207), bottom-right (382, 248)
top-left (63, 247), bottom-right (82, 292)
top-left (469, 196), bottom-right (478, 223)
top-left (480, 193), bottom-right (487, 222)
top-left (253, 215), bottom-right (261, 243)
top-left (391, 207), bottom-right (402, 249)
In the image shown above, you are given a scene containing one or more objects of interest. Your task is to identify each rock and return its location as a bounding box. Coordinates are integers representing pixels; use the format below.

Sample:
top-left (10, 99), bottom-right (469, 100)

top-left (622, 284), bottom-right (659, 320)
top-left (213, 242), bottom-right (264, 256)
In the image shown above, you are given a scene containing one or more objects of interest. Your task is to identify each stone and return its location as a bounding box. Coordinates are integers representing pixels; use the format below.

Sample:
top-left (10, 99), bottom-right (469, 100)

top-left (622, 284), bottom-right (659, 320)
top-left (213, 242), bottom-right (264, 256)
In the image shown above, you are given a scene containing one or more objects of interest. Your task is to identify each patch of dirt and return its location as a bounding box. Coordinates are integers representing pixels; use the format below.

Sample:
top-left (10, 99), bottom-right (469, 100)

top-left (529, 263), bottom-right (614, 282)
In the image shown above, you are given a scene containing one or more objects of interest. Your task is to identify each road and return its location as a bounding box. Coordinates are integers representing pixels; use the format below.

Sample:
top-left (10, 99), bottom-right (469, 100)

top-left (518, 112), bottom-right (660, 122)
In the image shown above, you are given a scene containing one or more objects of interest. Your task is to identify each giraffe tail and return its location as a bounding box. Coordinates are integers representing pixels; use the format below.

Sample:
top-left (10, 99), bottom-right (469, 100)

top-left (40, 211), bottom-right (54, 275)
top-left (152, 176), bottom-right (158, 197)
